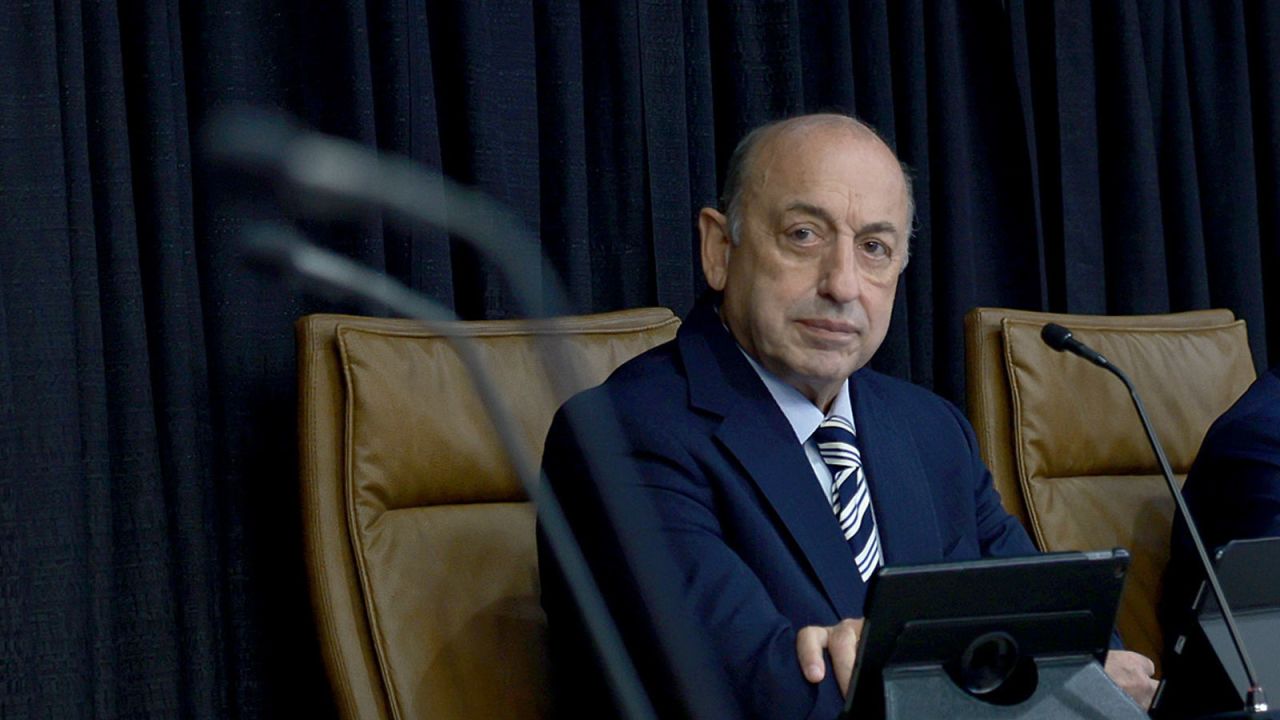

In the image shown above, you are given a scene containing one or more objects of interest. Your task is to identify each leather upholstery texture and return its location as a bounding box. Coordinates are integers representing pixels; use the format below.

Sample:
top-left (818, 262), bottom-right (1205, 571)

top-left (297, 308), bottom-right (680, 720)
top-left (964, 307), bottom-right (1255, 672)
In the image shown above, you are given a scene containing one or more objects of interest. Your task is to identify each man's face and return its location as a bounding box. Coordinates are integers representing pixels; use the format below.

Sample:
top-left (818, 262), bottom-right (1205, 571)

top-left (699, 124), bottom-right (909, 410)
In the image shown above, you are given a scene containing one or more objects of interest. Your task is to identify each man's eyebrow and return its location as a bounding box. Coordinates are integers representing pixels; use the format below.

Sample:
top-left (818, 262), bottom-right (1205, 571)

top-left (782, 202), bottom-right (839, 227)
top-left (854, 221), bottom-right (899, 237)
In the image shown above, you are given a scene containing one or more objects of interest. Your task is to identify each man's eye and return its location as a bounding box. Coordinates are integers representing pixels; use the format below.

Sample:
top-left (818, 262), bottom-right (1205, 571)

top-left (790, 228), bottom-right (816, 242)
top-left (862, 240), bottom-right (889, 257)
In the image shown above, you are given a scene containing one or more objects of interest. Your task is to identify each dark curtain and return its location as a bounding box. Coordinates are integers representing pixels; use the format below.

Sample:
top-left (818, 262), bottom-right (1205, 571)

top-left (1, 1), bottom-right (1276, 716)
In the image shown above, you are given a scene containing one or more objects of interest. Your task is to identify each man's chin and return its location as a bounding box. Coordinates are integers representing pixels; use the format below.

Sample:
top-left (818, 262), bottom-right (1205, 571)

top-left (807, 345), bottom-right (863, 372)
top-left (790, 356), bottom-right (863, 387)
top-left (758, 345), bottom-right (863, 383)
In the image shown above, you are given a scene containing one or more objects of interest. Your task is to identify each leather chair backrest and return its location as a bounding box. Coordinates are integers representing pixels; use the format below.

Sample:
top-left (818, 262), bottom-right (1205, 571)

top-left (964, 307), bottom-right (1255, 671)
top-left (297, 308), bottom-right (680, 720)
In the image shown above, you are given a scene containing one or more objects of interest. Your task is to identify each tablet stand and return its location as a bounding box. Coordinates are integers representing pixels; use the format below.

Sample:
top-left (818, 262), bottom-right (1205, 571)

top-left (882, 655), bottom-right (1146, 719)
top-left (1159, 538), bottom-right (1280, 719)
top-left (840, 551), bottom-right (1134, 720)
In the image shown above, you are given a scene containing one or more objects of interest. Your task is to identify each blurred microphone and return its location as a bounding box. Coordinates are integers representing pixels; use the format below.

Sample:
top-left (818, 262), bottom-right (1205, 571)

top-left (203, 108), bottom-right (741, 720)
top-left (203, 107), bottom-right (549, 316)
top-left (1041, 323), bottom-right (1269, 717)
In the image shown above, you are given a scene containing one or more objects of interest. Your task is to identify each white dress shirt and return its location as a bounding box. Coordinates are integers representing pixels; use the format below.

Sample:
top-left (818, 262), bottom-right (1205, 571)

top-left (738, 352), bottom-right (882, 562)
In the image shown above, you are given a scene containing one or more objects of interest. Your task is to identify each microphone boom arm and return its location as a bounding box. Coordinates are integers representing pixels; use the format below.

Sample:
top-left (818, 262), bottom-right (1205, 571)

top-left (1045, 323), bottom-right (1268, 714)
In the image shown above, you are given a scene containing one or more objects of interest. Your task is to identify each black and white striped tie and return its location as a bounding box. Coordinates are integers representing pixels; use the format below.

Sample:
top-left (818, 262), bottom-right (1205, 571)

top-left (812, 417), bottom-right (882, 583)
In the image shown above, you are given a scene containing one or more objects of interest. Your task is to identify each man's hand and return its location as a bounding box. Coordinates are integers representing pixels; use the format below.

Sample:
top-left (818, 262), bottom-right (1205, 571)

top-left (796, 618), bottom-right (864, 697)
top-left (1104, 649), bottom-right (1158, 709)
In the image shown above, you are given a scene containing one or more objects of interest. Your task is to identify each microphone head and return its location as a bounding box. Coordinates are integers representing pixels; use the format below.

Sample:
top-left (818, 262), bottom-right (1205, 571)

top-left (201, 106), bottom-right (300, 177)
top-left (1041, 323), bottom-right (1075, 352)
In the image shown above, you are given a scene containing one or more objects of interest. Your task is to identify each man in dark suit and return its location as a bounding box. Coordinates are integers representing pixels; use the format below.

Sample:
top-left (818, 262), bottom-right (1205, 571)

top-left (540, 114), bottom-right (1157, 718)
top-left (1175, 365), bottom-right (1280, 556)
top-left (1160, 366), bottom-right (1280, 714)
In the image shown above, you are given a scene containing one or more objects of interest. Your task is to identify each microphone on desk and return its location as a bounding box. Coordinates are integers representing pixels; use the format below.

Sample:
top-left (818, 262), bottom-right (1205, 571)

top-left (1039, 323), bottom-right (1110, 368)
top-left (1040, 322), bottom-right (1270, 718)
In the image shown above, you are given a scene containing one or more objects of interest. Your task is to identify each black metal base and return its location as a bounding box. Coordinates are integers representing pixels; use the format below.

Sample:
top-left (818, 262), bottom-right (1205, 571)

top-left (881, 656), bottom-right (1146, 719)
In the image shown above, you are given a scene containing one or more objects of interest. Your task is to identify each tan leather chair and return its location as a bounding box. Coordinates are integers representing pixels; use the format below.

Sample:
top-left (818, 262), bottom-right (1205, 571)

top-left (297, 308), bottom-right (680, 720)
top-left (964, 307), bottom-right (1256, 672)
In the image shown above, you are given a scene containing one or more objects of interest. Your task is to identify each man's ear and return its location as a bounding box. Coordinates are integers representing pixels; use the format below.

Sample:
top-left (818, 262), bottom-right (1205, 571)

top-left (699, 207), bottom-right (732, 291)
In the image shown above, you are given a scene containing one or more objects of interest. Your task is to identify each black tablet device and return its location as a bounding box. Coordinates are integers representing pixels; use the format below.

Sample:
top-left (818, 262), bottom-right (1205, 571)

top-left (842, 549), bottom-right (1130, 719)
top-left (1193, 537), bottom-right (1280, 706)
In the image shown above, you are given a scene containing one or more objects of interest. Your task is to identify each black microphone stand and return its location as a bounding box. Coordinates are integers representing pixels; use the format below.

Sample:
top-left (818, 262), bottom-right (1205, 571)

top-left (1042, 323), bottom-right (1269, 718)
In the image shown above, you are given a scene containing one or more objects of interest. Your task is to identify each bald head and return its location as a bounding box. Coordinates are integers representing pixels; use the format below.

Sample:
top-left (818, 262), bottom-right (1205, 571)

top-left (719, 114), bottom-right (914, 248)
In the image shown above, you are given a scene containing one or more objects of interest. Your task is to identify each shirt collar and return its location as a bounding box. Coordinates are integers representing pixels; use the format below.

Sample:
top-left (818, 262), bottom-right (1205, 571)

top-left (738, 348), bottom-right (855, 444)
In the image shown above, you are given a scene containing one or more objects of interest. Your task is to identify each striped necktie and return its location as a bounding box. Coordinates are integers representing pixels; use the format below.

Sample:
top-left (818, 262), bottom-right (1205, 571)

top-left (812, 417), bottom-right (882, 583)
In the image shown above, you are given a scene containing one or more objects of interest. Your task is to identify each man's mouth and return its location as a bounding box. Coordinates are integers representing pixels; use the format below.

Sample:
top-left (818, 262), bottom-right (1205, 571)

top-left (799, 318), bottom-right (857, 332)
top-left (796, 318), bottom-right (860, 340)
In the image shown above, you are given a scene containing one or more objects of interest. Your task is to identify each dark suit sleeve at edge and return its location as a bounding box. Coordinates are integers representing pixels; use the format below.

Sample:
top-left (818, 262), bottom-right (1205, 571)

top-left (945, 400), bottom-right (1039, 559)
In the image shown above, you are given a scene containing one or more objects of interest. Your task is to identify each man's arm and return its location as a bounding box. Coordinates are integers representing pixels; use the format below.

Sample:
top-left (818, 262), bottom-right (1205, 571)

top-left (541, 399), bottom-right (848, 720)
top-left (949, 400), bottom-right (1039, 558)
top-left (1205, 418), bottom-right (1280, 542)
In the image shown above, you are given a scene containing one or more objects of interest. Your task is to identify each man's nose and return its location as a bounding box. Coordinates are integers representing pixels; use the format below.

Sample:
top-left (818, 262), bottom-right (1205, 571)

top-left (819, 240), bottom-right (862, 303)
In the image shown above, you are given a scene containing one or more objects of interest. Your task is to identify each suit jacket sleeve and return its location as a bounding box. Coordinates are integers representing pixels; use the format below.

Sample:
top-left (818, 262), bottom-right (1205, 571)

top-left (1186, 418), bottom-right (1280, 546)
top-left (949, 400), bottom-right (1039, 559)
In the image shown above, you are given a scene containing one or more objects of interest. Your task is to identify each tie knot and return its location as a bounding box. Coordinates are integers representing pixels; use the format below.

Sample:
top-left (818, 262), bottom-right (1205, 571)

top-left (811, 416), bottom-right (856, 446)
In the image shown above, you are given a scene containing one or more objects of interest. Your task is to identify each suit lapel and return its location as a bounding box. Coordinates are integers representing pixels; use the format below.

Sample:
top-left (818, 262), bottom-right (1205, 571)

top-left (851, 372), bottom-right (944, 565)
top-left (714, 406), bottom-right (864, 619)
top-left (679, 300), bottom-right (863, 619)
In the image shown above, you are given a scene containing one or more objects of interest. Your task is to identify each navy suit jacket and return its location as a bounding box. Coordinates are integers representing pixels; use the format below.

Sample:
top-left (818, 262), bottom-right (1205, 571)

top-left (1165, 367), bottom-right (1280, 628)
top-left (540, 297), bottom-right (1038, 719)
top-left (1176, 366), bottom-right (1280, 553)
top-left (1159, 367), bottom-right (1280, 714)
